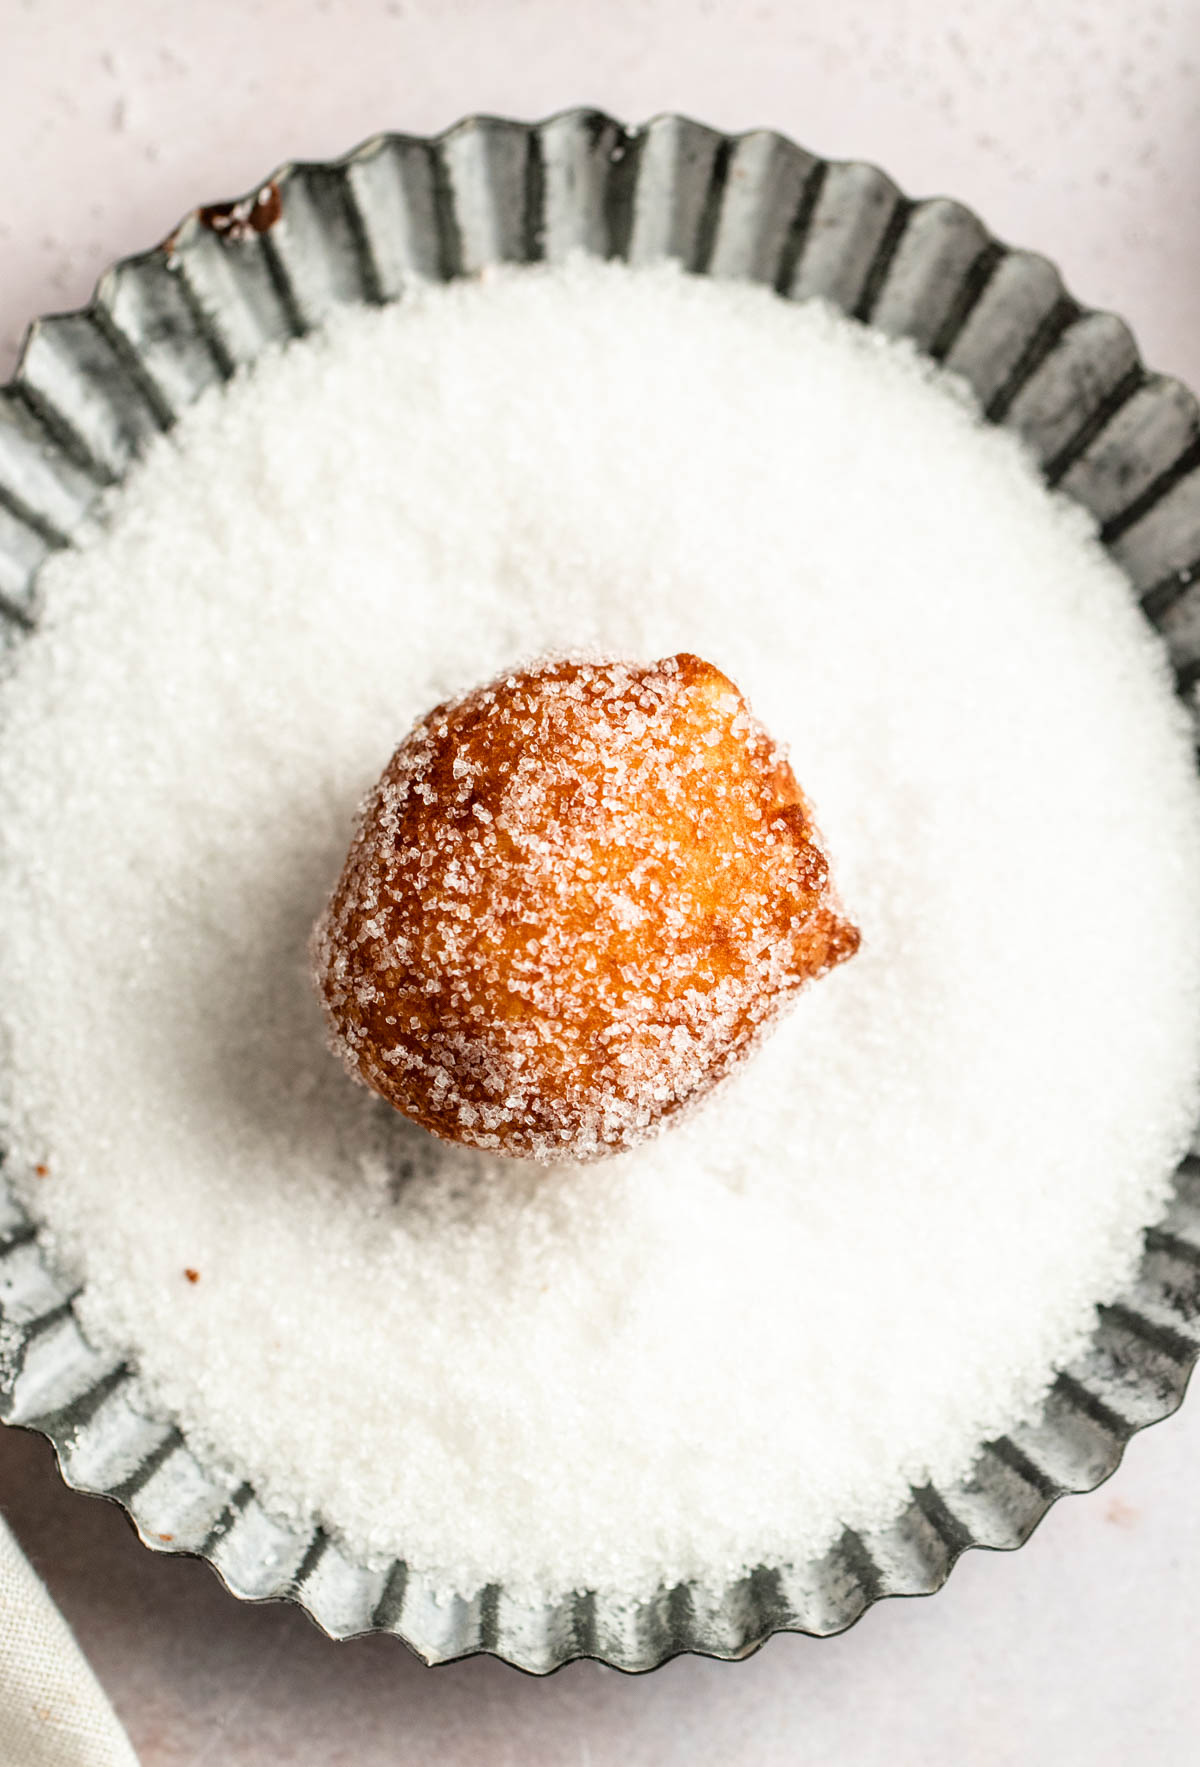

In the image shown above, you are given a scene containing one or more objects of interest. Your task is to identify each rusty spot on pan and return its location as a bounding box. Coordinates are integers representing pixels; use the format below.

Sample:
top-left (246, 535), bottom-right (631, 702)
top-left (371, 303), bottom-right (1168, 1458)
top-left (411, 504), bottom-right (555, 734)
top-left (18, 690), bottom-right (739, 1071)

top-left (197, 180), bottom-right (283, 243)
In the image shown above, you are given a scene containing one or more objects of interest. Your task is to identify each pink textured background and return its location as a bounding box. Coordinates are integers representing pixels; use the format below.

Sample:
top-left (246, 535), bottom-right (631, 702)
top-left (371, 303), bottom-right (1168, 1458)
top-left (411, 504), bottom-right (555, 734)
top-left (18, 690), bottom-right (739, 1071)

top-left (2, 3), bottom-right (1200, 1762)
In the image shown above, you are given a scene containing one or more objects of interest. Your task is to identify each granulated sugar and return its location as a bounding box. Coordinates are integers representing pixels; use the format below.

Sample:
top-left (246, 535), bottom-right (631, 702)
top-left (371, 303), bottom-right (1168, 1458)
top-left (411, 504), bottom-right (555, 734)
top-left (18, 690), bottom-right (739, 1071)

top-left (2, 259), bottom-right (1200, 1603)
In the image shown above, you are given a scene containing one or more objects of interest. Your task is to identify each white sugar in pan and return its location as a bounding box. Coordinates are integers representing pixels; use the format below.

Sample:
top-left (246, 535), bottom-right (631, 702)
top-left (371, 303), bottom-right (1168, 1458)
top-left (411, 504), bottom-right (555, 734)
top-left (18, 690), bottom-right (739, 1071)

top-left (2, 259), bottom-right (1199, 1606)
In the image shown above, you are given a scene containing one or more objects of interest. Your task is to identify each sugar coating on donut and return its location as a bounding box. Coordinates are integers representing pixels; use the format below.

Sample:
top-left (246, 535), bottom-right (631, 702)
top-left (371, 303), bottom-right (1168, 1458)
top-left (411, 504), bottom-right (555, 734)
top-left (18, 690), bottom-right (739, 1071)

top-left (312, 653), bottom-right (859, 1160)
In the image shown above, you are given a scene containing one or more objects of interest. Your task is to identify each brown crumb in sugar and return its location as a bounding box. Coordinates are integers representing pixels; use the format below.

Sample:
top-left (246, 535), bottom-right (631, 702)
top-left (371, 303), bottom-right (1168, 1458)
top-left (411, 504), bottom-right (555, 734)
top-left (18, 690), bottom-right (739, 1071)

top-left (313, 653), bottom-right (859, 1162)
top-left (184, 1268), bottom-right (200, 1284)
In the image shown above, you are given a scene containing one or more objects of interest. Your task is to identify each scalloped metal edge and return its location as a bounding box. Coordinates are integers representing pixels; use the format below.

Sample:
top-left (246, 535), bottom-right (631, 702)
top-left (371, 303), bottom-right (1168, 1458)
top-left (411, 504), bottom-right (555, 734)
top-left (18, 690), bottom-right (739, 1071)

top-left (3, 109), bottom-right (1200, 1674)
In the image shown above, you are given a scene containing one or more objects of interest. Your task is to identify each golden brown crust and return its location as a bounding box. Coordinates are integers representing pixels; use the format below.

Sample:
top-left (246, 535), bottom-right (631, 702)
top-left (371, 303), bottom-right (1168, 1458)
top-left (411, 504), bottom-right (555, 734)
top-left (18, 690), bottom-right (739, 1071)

top-left (312, 654), bottom-right (859, 1161)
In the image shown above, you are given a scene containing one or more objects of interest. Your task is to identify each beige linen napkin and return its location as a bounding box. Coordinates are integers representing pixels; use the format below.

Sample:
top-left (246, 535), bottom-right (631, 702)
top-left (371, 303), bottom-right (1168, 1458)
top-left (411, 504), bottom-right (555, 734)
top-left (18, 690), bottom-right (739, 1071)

top-left (0, 1512), bottom-right (139, 1766)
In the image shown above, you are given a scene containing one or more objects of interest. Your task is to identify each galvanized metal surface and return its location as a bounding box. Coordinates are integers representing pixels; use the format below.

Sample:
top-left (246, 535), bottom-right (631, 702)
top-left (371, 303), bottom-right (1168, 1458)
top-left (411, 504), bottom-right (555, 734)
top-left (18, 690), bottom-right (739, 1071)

top-left (2, 110), bottom-right (1200, 1672)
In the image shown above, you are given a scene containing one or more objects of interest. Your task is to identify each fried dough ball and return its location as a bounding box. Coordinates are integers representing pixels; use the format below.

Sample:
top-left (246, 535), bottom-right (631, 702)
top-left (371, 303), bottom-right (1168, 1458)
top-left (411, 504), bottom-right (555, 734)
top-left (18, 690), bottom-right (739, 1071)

top-left (312, 654), bottom-right (859, 1162)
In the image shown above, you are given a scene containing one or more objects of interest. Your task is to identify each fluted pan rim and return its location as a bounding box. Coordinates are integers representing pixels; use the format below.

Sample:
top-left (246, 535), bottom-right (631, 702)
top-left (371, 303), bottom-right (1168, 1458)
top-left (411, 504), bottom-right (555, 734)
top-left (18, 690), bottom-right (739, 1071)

top-left (2, 110), bottom-right (1200, 1673)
